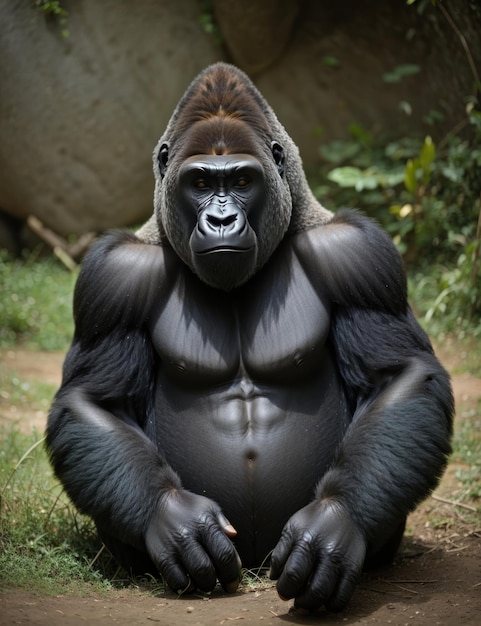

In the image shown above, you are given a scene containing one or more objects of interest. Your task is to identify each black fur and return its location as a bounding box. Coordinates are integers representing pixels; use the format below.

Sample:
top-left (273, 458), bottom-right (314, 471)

top-left (46, 64), bottom-right (454, 613)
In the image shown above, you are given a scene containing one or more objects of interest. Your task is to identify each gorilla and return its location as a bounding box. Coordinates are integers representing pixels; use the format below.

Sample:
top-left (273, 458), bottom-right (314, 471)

top-left (46, 63), bottom-right (453, 612)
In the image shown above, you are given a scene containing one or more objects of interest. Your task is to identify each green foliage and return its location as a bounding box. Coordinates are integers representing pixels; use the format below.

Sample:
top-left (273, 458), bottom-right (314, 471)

top-left (36, 0), bottom-right (66, 17)
top-left (322, 56), bottom-right (341, 68)
top-left (199, 0), bottom-right (223, 44)
top-left (382, 63), bottom-right (421, 83)
top-left (35, 1), bottom-right (69, 38)
top-left (406, 0), bottom-right (437, 15)
top-left (314, 108), bottom-right (481, 338)
top-left (0, 251), bottom-right (76, 351)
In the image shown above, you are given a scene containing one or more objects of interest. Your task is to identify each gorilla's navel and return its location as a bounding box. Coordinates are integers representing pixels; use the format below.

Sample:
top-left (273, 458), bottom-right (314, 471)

top-left (245, 449), bottom-right (257, 468)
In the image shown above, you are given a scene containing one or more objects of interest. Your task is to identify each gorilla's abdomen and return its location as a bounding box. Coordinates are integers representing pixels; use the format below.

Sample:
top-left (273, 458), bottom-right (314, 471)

top-left (153, 362), bottom-right (350, 566)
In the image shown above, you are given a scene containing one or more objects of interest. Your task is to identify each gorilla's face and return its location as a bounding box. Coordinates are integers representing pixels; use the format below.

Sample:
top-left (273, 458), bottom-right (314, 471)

top-left (159, 139), bottom-right (287, 292)
top-left (175, 153), bottom-right (266, 289)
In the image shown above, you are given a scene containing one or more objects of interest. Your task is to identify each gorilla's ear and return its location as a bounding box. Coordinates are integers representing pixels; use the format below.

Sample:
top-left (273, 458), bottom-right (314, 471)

top-left (271, 141), bottom-right (285, 178)
top-left (157, 142), bottom-right (169, 179)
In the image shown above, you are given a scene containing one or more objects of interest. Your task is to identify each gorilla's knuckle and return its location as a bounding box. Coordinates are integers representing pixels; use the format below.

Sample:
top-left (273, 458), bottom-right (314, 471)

top-left (192, 561), bottom-right (214, 582)
top-left (310, 570), bottom-right (338, 600)
top-left (215, 544), bottom-right (236, 568)
top-left (293, 531), bottom-right (315, 557)
top-left (282, 565), bottom-right (306, 590)
top-left (155, 550), bottom-right (175, 573)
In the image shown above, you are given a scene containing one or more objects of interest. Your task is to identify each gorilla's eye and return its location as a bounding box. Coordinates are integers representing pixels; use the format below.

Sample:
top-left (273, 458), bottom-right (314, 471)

top-left (194, 179), bottom-right (209, 189)
top-left (235, 177), bottom-right (250, 188)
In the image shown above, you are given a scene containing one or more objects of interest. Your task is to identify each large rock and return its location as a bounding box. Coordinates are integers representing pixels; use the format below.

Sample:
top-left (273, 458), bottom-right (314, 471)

top-left (0, 0), bottom-right (220, 236)
top-left (217, 0), bottom-right (481, 164)
top-left (212, 0), bottom-right (302, 75)
top-left (1, 0), bottom-right (479, 239)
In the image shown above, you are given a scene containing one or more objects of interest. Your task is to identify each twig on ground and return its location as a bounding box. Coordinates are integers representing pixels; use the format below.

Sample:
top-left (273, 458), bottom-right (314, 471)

top-left (431, 494), bottom-right (477, 512)
top-left (27, 215), bottom-right (96, 271)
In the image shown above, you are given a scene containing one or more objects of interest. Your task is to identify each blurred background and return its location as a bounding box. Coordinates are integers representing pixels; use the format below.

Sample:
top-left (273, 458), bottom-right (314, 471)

top-left (1, 0), bottom-right (480, 338)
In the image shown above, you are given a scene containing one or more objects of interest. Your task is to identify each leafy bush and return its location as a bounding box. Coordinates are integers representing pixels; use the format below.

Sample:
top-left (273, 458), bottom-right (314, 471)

top-left (313, 109), bottom-right (481, 337)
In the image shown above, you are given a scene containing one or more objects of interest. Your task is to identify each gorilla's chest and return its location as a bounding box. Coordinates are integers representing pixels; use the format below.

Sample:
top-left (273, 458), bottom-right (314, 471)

top-left (150, 255), bottom-right (330, 385)
top-left (149, 254), bottom-right (344, 566)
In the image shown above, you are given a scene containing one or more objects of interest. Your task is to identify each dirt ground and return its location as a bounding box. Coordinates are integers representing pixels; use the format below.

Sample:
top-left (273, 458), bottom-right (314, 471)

top-left (0, 345), bottom-right (480, 625)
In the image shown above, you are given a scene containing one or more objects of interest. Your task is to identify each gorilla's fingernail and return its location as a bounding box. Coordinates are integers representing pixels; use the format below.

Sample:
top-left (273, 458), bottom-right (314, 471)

top-left (224, 524), bottom-right (237, 536)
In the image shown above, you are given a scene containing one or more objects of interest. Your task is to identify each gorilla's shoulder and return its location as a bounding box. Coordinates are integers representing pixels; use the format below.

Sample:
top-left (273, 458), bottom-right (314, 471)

top-left (293, 209), bottom-right (408, 313)
top-left (73, 231), bottom-right (174, 333)
top-left (78, 231), bottom-right (172, 291)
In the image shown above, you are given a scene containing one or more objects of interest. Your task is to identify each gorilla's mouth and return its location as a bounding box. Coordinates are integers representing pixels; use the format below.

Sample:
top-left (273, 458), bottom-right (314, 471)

top-left (198, 245), bottom-right (255, 254)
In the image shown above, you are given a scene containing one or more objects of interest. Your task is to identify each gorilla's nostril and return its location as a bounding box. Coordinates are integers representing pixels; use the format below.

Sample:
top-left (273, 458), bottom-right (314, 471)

top-left (207, 214), bottom-right (237, 228)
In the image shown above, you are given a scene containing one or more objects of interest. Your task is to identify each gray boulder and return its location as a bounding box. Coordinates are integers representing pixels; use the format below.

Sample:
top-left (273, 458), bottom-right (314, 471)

top-left (0, 0), bottom-right (219, 236)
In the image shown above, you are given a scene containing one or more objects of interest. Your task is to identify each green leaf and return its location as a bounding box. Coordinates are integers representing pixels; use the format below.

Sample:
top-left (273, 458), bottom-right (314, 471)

top-left (322, 56), bottom-right (340, 68)
top-left (404, 159), bottom-right (417, 193)
top-left (356, 174), bottom-right (379, 191)
top-left (382, 64), bottom-right (421, 83)
top-left (418, 136), bottom-right (435, 185)
top-left (441, 165), bottom-right (464, 183)
top-left (319, 141), bottom-right (360, 164)
top-left (327, 166), bottom-right (365, 188)
top-left (419, 136), bottom-right (435, 169)
top-left (348, 122), bottom-right (372, 147)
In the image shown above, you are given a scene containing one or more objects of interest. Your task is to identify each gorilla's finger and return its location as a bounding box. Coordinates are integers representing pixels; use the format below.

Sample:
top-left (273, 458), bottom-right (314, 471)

top-left (178, 539), bottom-right (217, 592)
top-left (325, 563), bottom-right (362, 613)
top-left (155, 553), bottom-right (194, 595)
top-left (200, 519), bottom-right (242, 591)
top-left (269, 530), bottom-right (293, 581)
top-left (273, 537), bottom-right (316, 600)
top-left (293, 558), bottom-right (340, 612)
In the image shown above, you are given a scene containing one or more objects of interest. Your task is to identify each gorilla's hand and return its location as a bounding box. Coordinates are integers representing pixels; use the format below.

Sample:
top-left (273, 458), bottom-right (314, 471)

top-left (146, 489), bottom-right (242, 594)
top-left (269, 500), bottom-right (366, 612)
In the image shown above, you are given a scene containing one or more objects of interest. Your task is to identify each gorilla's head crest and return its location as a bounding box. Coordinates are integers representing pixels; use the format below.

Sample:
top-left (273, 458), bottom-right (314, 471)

top-left (137, 63), bottom-right (332, 290)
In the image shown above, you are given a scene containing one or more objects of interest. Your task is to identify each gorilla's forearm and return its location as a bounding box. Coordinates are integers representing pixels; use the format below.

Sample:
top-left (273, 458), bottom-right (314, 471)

top-left (316, 353), bottom-right (453, 553)
top-left (46, 390), bottom-right (181, 547)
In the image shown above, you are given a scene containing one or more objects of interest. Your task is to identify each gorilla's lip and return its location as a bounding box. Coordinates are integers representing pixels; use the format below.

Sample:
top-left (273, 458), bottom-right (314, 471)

top-left (196, 246), bottom-right (254, 254)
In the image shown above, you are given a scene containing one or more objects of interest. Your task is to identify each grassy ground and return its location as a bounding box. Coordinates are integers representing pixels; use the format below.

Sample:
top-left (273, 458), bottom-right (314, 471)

top-left (0, 251), bottom-right (76, 351)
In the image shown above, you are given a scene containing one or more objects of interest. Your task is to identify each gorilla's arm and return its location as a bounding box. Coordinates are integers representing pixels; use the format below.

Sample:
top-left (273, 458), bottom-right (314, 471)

top-left (46, 232), bottom-right (241, 592)
top-left (271, 210), bottom-right (454, 611)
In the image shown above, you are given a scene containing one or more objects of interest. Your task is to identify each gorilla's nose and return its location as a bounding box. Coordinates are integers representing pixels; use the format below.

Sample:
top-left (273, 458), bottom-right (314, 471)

top-left (201, 204), bottom-right (246, 238)
top-left (206, 212), bottom-right (237, 232)
top-left (192, 204), bottom-right (253, 253)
